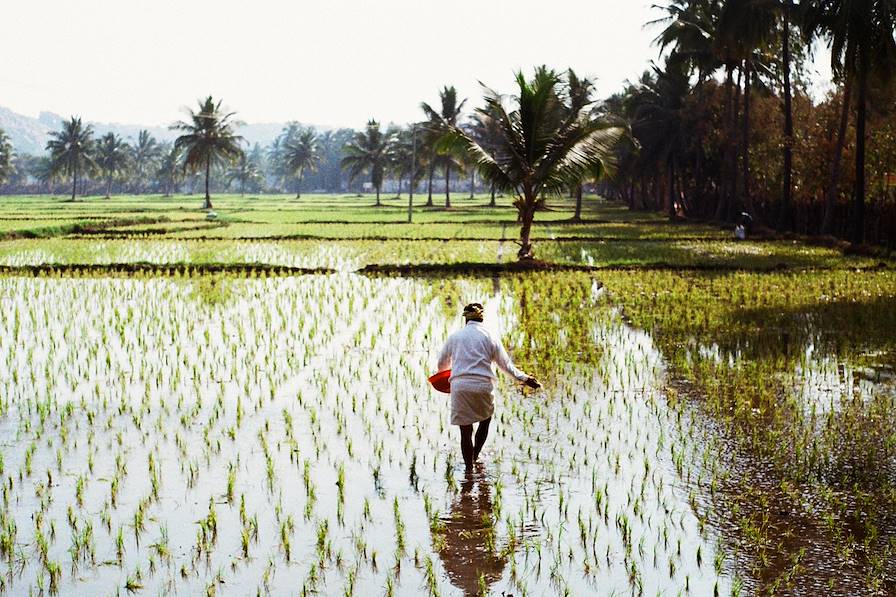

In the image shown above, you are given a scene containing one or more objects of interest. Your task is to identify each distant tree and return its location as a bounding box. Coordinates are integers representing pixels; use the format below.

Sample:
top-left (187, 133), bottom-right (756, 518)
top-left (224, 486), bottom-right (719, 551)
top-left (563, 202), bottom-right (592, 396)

top-left (226, 152), bottom-right (263, 196)
top-left (171, 96), bottom-right (244, 209)
top-left (438, 67), bottom-right (625, 259)
top-left (95, 133), bottom-right (130, 198)
top-left (806, 0), bottom-right (896, 243)
top-left (32, 156), bottom-right (59, 194)
top-left (312, 130), bottom-right (349, 192)
top-left (628, 59), bottom-right (692, 219)
top-left (387, 125), bottom-right (419, 197)
top-left (468, 109), bottom-right (503, 206)
top-left (717, 0), bottom-right (777, 220)
top-left (155, 144), bottom-right (183, 197)
top-left (280, 128), bottom-right (320, 198)
top-left (46, 116), bottom-right (97, 201)
top-left (422, 86), bottom-right (467, 208)
top-left (130, 130), bottom-right (161, 193)
top-left (0, 129), bottom-right (14, 187)
top-left (341, 119), bottom-right (395, 206)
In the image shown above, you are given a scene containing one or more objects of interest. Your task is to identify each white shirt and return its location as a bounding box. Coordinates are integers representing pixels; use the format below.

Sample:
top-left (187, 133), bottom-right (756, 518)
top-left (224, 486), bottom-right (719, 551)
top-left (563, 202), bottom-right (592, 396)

top-left (436, 321), bottom-right (529, 385)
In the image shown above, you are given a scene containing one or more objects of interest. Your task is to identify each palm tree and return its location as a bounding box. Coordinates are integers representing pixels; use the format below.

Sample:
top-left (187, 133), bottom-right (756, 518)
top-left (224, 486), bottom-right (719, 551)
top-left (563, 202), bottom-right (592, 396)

top-left (806, 0), bottom-right (896, 243)
top-left (131, 130), bottom-right (161, 193)
top-left (156, 144), bottom-right (184, 197)
top-left (628, 60), bottom-right (692, 219)
top-left (32, 156), bottom-right (59, 194)
top-left (438, 67), bottom-right (625, 259)
top-left (388, 126), bottom-right (424, 198)
top-left (95, 133), bottom-right (130, 198)
top-left (0, 129), bottom-right (13, 186)
top-left (422, 86), bottom-right (467, 207)
top-left (280, 128), bottom-right (320, 198)
top-left (341, 119), bottom-right (395, 206)
top-left (226, 152), bottom-right (263, 196)
top-left (718, 0), bottom-right (777, 220)
top-left (171, 96), bottom-right (244, 209)
top-left (46, 116), bottom-right (97, 201)
top-left (650, 0), bottom-right (723, 216)
top-left (649, 0), bottom-right (721, 81)
top-left (468, 107), bottom-right (503, 207)
top-left (566, 70), bottom-right (602, 220)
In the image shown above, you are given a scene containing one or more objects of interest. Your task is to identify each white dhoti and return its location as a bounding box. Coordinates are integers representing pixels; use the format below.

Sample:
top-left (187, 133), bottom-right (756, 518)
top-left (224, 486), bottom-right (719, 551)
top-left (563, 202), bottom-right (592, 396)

top-left (450, 379), bottom-right (494, 426)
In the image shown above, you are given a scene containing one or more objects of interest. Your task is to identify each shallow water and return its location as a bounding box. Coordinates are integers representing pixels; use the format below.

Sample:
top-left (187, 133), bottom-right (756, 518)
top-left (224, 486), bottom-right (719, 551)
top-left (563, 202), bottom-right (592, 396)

top-left (0, 274), bottom-right (735, 596)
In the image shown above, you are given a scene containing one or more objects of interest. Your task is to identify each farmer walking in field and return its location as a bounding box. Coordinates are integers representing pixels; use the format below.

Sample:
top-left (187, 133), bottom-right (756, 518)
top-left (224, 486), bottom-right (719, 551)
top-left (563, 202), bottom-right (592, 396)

top-left (435, 303), bottom-right (540, 471)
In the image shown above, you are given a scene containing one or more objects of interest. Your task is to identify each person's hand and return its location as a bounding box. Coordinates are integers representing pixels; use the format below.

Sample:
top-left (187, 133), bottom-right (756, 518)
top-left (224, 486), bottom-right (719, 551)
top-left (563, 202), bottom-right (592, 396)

top-left (525, 376), bottom-right (541, 389)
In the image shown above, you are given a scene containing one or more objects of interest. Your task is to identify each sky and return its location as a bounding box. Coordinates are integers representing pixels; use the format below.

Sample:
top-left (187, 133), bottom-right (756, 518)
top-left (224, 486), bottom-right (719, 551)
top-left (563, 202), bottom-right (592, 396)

top-left (1, 0), bottom-right (834, 129)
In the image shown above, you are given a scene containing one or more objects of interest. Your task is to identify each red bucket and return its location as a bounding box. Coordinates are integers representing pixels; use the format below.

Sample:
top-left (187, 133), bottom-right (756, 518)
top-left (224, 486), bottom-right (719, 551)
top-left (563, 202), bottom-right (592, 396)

top-left (428, 369), bottom-right (451, 394)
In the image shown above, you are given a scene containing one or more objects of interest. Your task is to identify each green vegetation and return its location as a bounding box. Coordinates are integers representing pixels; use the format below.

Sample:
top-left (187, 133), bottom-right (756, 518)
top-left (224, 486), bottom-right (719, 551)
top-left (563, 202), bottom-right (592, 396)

top-left (0, 192), bottom-right (893, 594)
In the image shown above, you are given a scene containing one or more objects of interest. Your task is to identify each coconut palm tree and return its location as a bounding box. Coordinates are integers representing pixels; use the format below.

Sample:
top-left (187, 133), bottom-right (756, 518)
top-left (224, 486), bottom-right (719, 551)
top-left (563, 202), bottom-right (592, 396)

top-left (422, 86), bottom-right (467, 208)
top-left (341, 119), bottom-right (395, 206)
top-left (628, 60), bottom-right (692, 219)
top-left (226, 152), bottom-right (263, 196)
top-left (46, 116), bottom-right (97, 201)
top-left (388, 125), bottom-right (425, 199)
top-left (650, 0), bottom-right (721, 80)
top-left (0, 129), bottom-right (13, 186)
top-left (437, 67), bottom-right (626, 259)
top-left (171, 96), bottom-right (244, 209)
top-left (280, 128), bottom-right (320, 198)
top-left (95, 132), bottom-right (130, 198)
top-left (468, 107), bottom-right (504, 207)
top-left (718, 0), bottom-right (777, 220)
top-left (130, 130), bottom-right (161, 193)
top-left (156, 144), bottom-right (184, 197)
top-left (806, 0), bottom-right (896, 243)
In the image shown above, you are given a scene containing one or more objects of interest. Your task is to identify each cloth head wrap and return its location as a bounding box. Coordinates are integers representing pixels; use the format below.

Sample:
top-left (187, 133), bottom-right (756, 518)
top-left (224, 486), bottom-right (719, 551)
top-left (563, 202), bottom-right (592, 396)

top-left (463, 303), bottom-right (484, 321)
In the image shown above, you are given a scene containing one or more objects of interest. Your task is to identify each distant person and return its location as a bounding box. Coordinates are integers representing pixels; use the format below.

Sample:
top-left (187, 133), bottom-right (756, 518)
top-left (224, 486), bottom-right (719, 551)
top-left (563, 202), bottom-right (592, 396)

top-left (735, 211), bottom-right (753, 240)
top-left (436, 303), bottom-right (540, 470)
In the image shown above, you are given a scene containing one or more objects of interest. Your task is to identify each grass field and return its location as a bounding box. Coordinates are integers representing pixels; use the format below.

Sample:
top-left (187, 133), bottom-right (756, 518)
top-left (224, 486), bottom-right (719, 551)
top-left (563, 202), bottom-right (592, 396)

top-left (0, 192), bottom-right (894, 595)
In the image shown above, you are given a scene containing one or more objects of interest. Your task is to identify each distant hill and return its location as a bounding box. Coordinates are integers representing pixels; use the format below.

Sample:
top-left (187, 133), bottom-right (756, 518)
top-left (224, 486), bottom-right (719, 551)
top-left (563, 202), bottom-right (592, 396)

top-left (0, 105), bottom-right (328, 155)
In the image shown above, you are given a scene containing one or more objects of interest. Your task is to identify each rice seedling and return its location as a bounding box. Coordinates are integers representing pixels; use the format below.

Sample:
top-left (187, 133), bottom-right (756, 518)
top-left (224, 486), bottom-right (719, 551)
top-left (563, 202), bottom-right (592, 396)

top-left (0, 251), bottom-right (886, 595)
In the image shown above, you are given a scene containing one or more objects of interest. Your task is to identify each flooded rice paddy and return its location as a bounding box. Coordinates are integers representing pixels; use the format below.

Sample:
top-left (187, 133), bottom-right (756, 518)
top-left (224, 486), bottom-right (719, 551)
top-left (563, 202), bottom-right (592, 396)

top-left (0, 273), bottom-right (738, 596)
top-left (1, 270), bottom-right (894, 595)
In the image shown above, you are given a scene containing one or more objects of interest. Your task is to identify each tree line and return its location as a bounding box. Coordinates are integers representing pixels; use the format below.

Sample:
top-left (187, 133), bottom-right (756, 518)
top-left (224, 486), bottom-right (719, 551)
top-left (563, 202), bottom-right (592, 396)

top-left (602, 0), bottom-right (896, 245)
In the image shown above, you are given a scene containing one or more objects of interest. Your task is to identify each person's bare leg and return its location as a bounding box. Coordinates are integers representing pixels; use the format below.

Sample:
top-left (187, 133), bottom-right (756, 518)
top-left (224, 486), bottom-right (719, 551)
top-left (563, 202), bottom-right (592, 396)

top-left (459, 424), bottom-right (474, 470)
top-left (473, 417), bottom-right (491, 461)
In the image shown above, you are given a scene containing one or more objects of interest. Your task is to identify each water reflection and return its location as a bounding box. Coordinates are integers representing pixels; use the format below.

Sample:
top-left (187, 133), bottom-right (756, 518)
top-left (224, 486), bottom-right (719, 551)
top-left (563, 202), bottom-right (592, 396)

top-left (436, 467), bottom-right (507, 596)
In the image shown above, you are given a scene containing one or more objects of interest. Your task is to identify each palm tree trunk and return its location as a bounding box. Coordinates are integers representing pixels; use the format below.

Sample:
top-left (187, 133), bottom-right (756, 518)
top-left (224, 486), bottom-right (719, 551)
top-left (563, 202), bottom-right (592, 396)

top-left (426, 163), bottom-right (434, 207)
top-left (823, 78), bottom-right (852, 235)
top-left (715, 64), bottom-right (735, 221)
top-left (489, 183), bottom-right (496, 207)
top-left (668, 156), bottom-right (677, 219)
top-left (71, 166), bottom-right (78, 201)
top-left (375, 183), bottom-right (381, 206)
top-left (517, 190), bottom-right (536, 260)
top-left (852, 60), bottom-right (868, 244)
top-left (777, 3), bottom-right (794, 233)
top-left (741, 61), bottom-right (753, 218)
top-left (106, 173), bottom-right (112, 199)
top-left (203, 156), bottom-right (212, 209)
top-left (445, 164), bottom-right (451, 208)
top-left (574, 185), bottom-right (583, 220)
top-left (469, 169), bottom-right (474, 199)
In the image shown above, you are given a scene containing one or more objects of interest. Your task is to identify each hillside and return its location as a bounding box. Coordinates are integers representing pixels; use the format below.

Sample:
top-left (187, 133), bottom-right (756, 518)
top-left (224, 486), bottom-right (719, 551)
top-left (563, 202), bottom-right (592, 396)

top-left (0, 105), bottom-right (322, 155)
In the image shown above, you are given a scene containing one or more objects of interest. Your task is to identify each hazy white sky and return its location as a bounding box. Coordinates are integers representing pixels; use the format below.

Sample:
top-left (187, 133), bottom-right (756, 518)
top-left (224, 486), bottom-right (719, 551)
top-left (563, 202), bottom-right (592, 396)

top-left (2, 0), bottom-right (833, 128)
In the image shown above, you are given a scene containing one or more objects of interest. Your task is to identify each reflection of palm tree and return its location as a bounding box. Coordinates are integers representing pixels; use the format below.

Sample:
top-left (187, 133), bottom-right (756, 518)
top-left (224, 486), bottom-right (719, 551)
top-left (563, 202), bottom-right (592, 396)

top-left (434, 471), bottom-right (507, 597)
